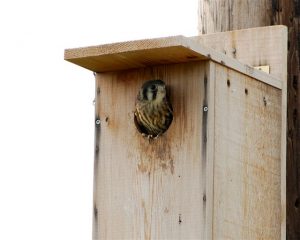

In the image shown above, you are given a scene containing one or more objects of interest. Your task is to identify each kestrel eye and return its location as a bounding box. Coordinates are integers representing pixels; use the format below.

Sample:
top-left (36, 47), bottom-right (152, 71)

top-left (149, 85), bottom-right (157, 90)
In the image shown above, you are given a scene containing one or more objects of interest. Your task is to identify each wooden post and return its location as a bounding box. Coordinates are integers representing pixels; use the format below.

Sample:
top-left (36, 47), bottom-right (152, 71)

top-left (198, 0), bottom-right (300, 239)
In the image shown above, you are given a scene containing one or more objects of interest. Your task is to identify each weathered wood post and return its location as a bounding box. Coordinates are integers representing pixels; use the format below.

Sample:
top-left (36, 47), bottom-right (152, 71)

top-left (199, 1), bottom-right (300, 239)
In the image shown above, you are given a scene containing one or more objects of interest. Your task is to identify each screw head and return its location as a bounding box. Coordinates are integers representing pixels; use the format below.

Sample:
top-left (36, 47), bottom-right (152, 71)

top-left (95, 119), bottom-right (101, 125)
top-left (203, 106), bottom-right (208, 112)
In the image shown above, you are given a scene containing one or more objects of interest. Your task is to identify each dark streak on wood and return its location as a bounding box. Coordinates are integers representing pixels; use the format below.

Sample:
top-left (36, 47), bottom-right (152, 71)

top-left (272, 0), bottom-right (280, 12)
top-left (178, 214), bottom-right (182, 224)
top-left (93, 201), bottom-right (99, 239)
top-left (93, 203), bottom-right (98, 220)
top-left (93, 77), bottom-right (101, 239)
top-left (293, 75), bottom-right (298, 90)
top-left (295, 2), bottom-right (300, 16)
top-left (202, 74), bottom-right (208, 222)
top-left (295, 197), bottom-right (300, 208)
top-left (94, 114), bottom-right (101, 174)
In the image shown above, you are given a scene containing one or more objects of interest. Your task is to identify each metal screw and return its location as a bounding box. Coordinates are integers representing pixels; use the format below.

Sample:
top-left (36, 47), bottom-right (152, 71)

top-left (95, 119), bottom-right (101, 125)
top-left (203, 106), bottom-right (208, 112)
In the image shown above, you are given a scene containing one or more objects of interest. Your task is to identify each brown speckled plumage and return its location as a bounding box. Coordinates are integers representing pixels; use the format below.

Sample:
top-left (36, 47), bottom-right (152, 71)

top-left (134, 80), bottom-right (173, 138)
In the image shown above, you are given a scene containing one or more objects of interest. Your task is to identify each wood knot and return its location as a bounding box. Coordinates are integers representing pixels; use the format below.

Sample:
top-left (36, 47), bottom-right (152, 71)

top-left (227, 79), bottom-right (230, 87)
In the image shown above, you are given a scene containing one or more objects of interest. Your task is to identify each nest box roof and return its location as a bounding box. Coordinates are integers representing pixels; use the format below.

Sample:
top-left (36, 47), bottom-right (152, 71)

top-left (64, 35), bottom-right (281, 89)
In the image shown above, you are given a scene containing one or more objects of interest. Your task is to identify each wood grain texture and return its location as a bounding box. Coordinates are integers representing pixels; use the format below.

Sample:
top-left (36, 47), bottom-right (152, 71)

top-left (93, 62), bottom-right (212, 239)
top-left (213, 63), bottom-right (282, 240)
top-left (92, 60), bottom-right (283, 239)
top-left (204, 61), bottom-right (216, 240)
top-left (196, 25), bottom-right (288, 239)
top-left (64, 35), bottom-right (282, 89)
top-left (64, 36), bottom-right (207, 72)
top-left (198, 0), bottom-right (273, 34)
top-left (192, 25), bottom-right (287, 81)
top-left (272, 1), bottom-right (300, 239)
top-left (198, 2), bottom-right (288, 238)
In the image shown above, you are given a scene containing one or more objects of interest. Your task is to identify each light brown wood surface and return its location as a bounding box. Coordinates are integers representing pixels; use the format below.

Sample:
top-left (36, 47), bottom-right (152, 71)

top-left (92, 60), bottom-right (284, 239)
top-left (198, 0), bottom-right (273, 34)
top-left (94, 62), bottom-right (213, 239)
top-left (194, 28), bottom-right (288, 234)
top-left (64, 34), bottom-right (282, 89)
top-left (213, 63), bottom-right (282, 240)
top-left (64, 36), bottom-right (207, 72)
top-left (198, 2), bottom-right (287, 238)
top-left (192, 25), bottom-right (287, 81)
top-left (64, 23), bottom-right (287, 240)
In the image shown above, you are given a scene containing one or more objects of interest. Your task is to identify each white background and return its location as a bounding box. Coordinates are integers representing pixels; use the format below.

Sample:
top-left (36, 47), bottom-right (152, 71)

top-left (0, 0), bottom-right (198, 239)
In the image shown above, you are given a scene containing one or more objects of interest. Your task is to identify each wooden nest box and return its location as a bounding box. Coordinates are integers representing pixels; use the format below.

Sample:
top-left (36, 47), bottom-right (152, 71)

top-left (65, 26), bottom-right (287, 240)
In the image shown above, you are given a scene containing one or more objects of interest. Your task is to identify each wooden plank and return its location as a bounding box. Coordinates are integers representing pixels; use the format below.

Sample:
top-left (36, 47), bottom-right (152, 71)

top-left (213, 63), bottom-right (282, 239)
top-left (204, 61), bottom-right (216, 240)
top-left (274, 1), bottom-right (300, 239)
top-left (192, 25), bottom-right (287, 82)
top-left (65, 46), bottom-right (207, 73)
top-left (93, 62), bottom-right (212, 239)
top-left (198, 5), bottom-right (288, 237)
top-left (193, 28), bottom-right (288, 238)
top-left (92, 77), bottom-right (101, 240)
top-left (64, 36), bottom-right (207, 72)
top-left (279, 22), bottom-right (288, 240)
top-left (64, 34), bottom-right (282, 89)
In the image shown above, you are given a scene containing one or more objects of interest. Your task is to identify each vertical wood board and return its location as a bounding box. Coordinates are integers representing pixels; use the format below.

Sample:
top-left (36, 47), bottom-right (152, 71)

top-left (198, 0), bottom-right (274, 35)
top-left (93, 62), bottom-right (212, 239)
top-left (198, 3), bottom-right (288, 237)
top-left (274, 1), bottom-right (300, 239)
top-left (213, 63), bottom-right (282, 239)
top-left (192, 25), bottom-right (287, 82)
